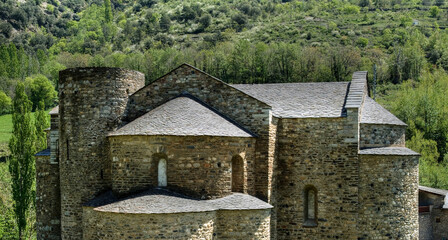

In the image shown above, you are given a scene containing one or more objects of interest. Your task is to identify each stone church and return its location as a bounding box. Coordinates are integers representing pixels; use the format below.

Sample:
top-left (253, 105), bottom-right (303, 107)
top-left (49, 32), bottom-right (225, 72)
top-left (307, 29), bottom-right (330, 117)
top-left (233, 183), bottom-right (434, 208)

top-left (35, 64), bottom-right (419, 239)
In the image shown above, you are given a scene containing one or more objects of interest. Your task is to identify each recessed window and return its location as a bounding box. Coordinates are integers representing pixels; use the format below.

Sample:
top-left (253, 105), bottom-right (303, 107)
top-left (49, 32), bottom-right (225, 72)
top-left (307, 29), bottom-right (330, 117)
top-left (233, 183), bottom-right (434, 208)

top-left (231, 155), bottom-right (244, 193)
top-left (304, 186), bottom-right (318, 227)
top-left (158, 159), bottom-right (167, 187)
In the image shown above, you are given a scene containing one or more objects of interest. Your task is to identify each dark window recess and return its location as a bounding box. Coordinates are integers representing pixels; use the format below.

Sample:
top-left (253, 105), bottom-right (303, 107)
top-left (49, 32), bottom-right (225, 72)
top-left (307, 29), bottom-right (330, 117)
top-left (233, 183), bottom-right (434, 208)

top-left (66, 140), bottom-right (69, 160)
top-left (304, 186), bottom-right (318, 227)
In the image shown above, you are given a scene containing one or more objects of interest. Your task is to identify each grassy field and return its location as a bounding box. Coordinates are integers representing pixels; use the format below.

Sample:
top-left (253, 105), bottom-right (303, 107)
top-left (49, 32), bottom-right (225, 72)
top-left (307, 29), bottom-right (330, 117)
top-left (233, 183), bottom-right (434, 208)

top-left (0, 111), bottom-right (50, 156)
top-left (0, 114), bottom-right (12, 144)
top-left (0, 114), bottom-right (12, 157)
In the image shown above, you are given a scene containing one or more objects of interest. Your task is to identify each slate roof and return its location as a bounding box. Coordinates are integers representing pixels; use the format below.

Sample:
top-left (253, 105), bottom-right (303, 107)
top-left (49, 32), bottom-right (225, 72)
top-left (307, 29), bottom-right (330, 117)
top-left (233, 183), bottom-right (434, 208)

top-left (49, 105), bottom-right (59, 115)
top-left (109, 96), bottom-right (254, 137)
top-left (231, 82), bottom-right (349, 118)
top-left (85, 188), bottom-right (272, 214)
top-left (361, 97), bottom-right (406, 126)
top-left (359, 147), bottom-right (419, 156)
top-left (419, 185), bottom-right (448, 209)
top-left (419, 185), bottom-right (448, 196)
top-left (345, 71), bottom-right (368, 109)
top-left (35, 148), bottom-right (50, 156)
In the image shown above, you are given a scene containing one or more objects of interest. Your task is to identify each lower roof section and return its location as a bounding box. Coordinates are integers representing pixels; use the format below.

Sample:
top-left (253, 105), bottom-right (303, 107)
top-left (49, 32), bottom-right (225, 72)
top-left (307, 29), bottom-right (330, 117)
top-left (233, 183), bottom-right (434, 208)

top-left (359, 147), bottom-right (419, 156)
top-left (85, 188), bottom-right (272, 214)
top-left (35, 148), bottom-right (50, 157)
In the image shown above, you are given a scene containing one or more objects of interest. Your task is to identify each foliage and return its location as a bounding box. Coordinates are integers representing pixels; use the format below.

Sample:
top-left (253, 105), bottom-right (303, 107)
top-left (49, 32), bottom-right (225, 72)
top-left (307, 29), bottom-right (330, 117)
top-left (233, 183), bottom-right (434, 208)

top-left (8, 83), bottom-right (36, 239)
top-left (429, 6), bottom-right (440, 18)
top-left (0, 162), bottom-right (18, 240)
top-left (0, 91), bottom-right (11, 115)
top-left (104, 0), bottom-right (112, 23)
top-left (382, 70), bottom-right (448, 189)
top-left (24, 74), bottom-right (57, 111)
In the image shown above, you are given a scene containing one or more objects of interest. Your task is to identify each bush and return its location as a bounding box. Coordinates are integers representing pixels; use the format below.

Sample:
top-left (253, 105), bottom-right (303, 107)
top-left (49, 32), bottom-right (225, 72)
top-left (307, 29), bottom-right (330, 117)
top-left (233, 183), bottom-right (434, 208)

top-left (430, 6), bottom-right (440, 18)
top-left (357, 37), bottom-right (369, 47)
top-left (0, 91), bottom-right (11, 115)
top-left (24, 75), bottom-right (57, 110)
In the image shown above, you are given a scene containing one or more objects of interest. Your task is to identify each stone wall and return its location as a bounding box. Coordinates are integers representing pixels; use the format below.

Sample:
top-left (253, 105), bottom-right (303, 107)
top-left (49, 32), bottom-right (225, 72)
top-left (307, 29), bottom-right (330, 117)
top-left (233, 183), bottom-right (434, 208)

top-left (419, 213), bottom-right (432, 240)
top-left (58, 68), bottom-right (145, 239)
top-left (216, 209), bottom-right (271, 239)
top-left (360, 124), bottom-right (405, 148)
top-left (125, 64), bottom-right (274, 201)
top-left (431, 196), bottom-right (448, 240)
top-left (109, 135), bottom-right (256, 199)
top-left (82, 207), bottom-right (270, 239)
top-left (275, 117), bottom-right (360, 239)
top-left (50, 114), bottom-right (59, 163)
top-left (83, 207), bottom-right (216, 239)
top-left (358, 154), bottom-right (419, 239)
top-left (36, 155), bottom-right (61, 240)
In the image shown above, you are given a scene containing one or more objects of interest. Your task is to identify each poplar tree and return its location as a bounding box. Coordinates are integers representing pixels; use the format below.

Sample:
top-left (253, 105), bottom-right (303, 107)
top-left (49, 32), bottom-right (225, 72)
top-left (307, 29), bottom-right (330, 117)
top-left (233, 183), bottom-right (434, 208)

top-left (8, 43), bottom-right (19, 79)
top-left (8, 82), bottom-right (36, 240)
top-left (104, 0), bottom-right (113, 23)
top-left (0, 45), bottom-right (10, 78)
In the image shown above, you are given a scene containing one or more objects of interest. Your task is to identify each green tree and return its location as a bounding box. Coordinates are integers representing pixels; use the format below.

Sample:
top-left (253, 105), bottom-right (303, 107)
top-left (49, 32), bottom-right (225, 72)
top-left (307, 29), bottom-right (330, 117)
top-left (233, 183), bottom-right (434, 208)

top-left (25, 75), bottom-right (57, 110)
top-left (430, 6), bottom-right (440, 18)
top-left (357, 37), bottom-right (369, 48)
top-left (7, 44), bottom-right (19, 79)
top-left (104, 0), bottom-right (113, 23)
top-left (0, 91), bottom-right (11, 115)
top-left (35, 101), bottom-right (49, 151)
top-left (8, 82), bottom-right (36, 240)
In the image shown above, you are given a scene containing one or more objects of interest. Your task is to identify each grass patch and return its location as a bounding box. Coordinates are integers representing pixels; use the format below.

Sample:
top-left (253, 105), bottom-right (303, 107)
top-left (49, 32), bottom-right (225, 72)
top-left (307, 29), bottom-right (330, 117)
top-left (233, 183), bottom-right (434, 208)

top-left (0, 114), bottom-right (12, 145)
top-left (0, 111), bottom-right (50, 154)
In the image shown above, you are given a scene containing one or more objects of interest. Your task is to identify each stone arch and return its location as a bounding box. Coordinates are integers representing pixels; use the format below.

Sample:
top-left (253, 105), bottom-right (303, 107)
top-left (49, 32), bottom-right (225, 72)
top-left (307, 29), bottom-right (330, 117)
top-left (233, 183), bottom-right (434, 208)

top-left (304, 185), bottom-right (318, 227)
top-left (231, 155), bottom-right (244, 193)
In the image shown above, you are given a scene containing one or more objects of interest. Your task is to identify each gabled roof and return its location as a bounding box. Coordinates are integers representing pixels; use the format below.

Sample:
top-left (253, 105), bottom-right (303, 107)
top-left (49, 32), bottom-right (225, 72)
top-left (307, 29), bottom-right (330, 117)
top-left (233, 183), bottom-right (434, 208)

top-left (232, 82), bottom-right (349, 118)
top-left (360, 97), bottom-right (406, 126)
top-left (109, 95), bottom-right (255, 137)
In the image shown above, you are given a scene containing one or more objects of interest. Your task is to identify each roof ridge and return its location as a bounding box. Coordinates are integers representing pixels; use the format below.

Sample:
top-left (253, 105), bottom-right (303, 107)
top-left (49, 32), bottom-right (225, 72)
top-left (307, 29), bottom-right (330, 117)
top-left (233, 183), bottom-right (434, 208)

top-left (344, 71), bottom-right (368, 109)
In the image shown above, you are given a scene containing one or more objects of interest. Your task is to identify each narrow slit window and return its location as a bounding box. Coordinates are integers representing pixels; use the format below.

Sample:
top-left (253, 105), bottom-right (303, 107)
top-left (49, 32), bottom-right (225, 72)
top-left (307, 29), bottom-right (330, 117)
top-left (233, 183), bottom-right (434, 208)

top-left (304, 186), bottom-right (318, 227)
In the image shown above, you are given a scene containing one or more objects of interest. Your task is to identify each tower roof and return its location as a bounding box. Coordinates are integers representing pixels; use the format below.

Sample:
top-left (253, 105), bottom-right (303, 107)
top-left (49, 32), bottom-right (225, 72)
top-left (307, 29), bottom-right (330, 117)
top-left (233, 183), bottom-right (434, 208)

top-left (109, 95), bottom-right (254, 137)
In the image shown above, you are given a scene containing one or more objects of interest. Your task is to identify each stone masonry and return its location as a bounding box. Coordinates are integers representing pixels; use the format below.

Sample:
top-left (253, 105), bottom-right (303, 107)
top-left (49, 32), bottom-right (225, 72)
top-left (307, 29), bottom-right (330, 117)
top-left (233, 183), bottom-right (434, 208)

top-left (35, 64), bottom-right (420, 239)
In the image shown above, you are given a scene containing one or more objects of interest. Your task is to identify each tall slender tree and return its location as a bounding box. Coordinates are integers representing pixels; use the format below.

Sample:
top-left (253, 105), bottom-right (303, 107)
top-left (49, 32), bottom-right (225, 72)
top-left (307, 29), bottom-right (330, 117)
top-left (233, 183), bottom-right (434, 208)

top-left (104, 0), bottom-right (113, 23)
top-left (8, 82), bottom-right (36, 240)
top-left (8, 43), bottom-right (19, 79)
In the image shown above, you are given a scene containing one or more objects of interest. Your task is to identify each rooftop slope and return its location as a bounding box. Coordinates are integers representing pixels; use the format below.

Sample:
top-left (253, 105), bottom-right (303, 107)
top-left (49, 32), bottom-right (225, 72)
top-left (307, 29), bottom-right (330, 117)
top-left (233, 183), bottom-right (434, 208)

top-left (232, 82), bottom-right (349, 118)
top-left (110, 95), bottom-right (254, 137)
top-left (361, 97), bottom-right (406, 125)
top-left (85, 188), bottom-right (272, 214)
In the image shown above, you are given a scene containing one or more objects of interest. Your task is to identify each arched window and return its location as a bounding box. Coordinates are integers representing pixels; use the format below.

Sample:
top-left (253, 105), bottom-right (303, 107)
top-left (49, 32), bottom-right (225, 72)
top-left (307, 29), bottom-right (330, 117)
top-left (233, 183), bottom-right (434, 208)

top-left (158, 159), bottom-right (167, 187)
top-left (231, 155), bottom-right (244, 192)
top-left (304, 186), bottom-right (318, 227)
